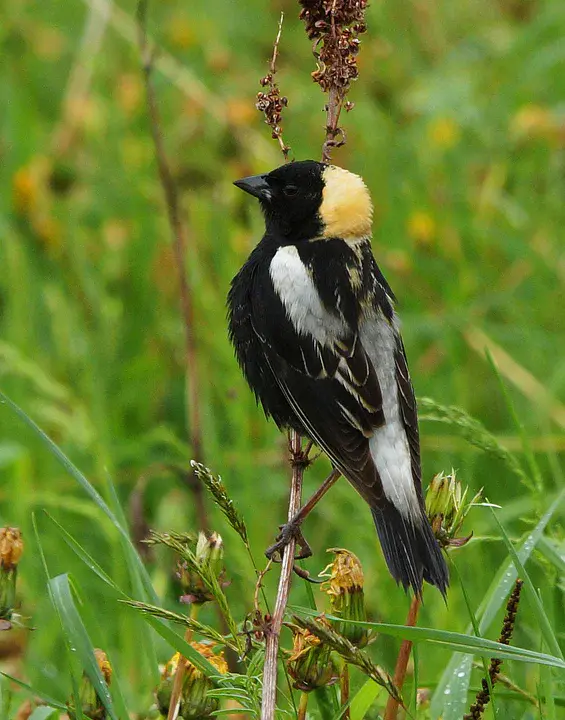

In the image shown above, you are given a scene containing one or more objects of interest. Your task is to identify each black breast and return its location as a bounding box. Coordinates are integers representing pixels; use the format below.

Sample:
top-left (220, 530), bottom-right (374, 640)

top-left (227, 240), bottom-right (302, 431)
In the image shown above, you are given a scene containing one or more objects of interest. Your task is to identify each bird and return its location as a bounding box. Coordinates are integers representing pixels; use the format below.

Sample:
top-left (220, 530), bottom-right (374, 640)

top-left (227, 159), bottom-right (448, 597)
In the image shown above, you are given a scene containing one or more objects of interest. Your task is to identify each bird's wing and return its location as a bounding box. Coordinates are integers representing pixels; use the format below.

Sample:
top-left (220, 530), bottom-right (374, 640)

top-left (394, 336), bottom-right (423, 494)
top-left (251, 268), bottom-right (385, 491)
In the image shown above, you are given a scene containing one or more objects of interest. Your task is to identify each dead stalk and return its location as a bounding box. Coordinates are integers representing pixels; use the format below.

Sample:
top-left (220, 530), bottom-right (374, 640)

top-left (383, 595), bottom-right (421, 720)
top-left (260, 430), bottom-right (305, 720)
top-left (136, 0), bottom-right (208, 531)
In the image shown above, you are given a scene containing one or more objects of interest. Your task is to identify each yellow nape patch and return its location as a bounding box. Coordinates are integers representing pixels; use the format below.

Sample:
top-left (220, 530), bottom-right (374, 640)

top-left (319, 165), bottom-right (373, 241)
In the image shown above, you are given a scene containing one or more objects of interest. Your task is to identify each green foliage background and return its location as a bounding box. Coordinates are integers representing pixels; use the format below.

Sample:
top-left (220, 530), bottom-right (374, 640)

top-left (1, 0), bottom-right (565, 717)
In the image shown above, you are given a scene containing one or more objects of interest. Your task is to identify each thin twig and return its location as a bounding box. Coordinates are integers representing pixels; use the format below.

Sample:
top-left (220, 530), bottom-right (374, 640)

top-left (383, 595), bottom-right (421, 720)
top-left (340, 664), bottom-right (350, 719)
top-left (136, 0), bottom-right (208, 531)
top-left (256, 13), bottom-right (290, 159)
top-left (260, 430), bottom-right (305, 720)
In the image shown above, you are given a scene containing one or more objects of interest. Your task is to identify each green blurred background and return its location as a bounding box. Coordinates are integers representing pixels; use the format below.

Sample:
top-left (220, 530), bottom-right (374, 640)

top-left (1, 0), bottom-right (565, 716)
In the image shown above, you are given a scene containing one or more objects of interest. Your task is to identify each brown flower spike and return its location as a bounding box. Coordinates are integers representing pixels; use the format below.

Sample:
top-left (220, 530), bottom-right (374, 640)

top-left (299, 0), bottom-right (368, 160)
top-left (256, 13), bottom-right (290, 160)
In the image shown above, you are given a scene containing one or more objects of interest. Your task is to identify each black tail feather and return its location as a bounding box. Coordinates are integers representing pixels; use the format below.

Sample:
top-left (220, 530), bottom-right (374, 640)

top-left (372, 502), bottom-right (449, 598)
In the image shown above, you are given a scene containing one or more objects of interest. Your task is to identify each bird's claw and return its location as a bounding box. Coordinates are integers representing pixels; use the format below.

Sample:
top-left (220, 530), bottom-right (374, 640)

top-left (265, 520), bottom-right (312, 563)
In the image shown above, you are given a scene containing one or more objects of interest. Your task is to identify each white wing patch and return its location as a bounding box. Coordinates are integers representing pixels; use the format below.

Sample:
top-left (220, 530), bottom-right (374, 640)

top-left (269, 245), bottom-right (346, 344)
top-left (361, 313), bottom-right (421, 521)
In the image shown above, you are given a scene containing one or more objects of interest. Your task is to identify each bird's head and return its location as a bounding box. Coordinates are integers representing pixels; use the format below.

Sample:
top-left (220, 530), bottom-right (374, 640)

top-left (234, 160), bottom-right (373, 243)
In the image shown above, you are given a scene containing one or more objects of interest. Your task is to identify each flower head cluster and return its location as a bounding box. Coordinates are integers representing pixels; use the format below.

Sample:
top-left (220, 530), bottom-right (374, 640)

top-left (426, 470), bottom-right (481, 548)
top-left (299, 0), bottom-right (368, 93)
top-left (157, 644), bottom-right (227, 719)
top-left (320, 548), bottom-right (369, 647)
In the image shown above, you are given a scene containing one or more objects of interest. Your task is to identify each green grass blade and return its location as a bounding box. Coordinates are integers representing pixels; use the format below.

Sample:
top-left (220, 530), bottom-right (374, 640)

top-left (138, 613), bottom-right (220, 680)
top-left (291, 607), bottom-right (565, 668)
top-left (489, 505), bottom-right (564, 660)
top-left (43, 511), bottom-right (123, 594)
top-left (0, 672), bottom-right (67, 711)
top-left (32, 515), bottom-right (84, 720)
top-left (104, 472), bottom-right (159, 605)
top-left (49, 574), bottom-right (125, 720)
top-left (349, 679), bottom-right (382, 720)
top-left (0, 393), bottom-right (121, 531)
top-left (431, 489), bottom-right (565, 718)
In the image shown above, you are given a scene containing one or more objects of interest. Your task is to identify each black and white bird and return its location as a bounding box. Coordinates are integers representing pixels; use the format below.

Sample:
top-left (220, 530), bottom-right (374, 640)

top-left (228, 160), bottom-right (448, 597)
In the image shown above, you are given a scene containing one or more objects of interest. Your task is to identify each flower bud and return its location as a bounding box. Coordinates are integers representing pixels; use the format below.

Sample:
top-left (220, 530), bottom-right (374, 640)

top-left (426, 471), bottom-right (479, 548)
top-left (0, 527), bottom-right (23, 623)
top-left (157, 643), bottom-right (227, 719)
top-left (287, 619), bottom-right (340, 692)
top-left (320, 549), bottom-right (369, 648)
top-left (177, 532), bottom-right (224, 605)
top-left (72, 648), bottom-right (112, 719)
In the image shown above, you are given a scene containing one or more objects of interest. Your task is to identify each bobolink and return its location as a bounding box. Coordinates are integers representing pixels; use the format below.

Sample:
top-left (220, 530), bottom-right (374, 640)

top-left (228, 160), bottom-right (448, 596)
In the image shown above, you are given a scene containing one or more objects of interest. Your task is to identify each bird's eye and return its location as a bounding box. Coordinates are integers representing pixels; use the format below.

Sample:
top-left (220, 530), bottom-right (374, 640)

top-left (283, 185), bottom-right (299, 196)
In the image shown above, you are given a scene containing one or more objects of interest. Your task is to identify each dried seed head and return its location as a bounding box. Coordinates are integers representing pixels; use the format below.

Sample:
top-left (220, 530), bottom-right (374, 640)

top-left (157, 644), bottom-right (228, 719)
top-left (287, 619), bottom-right (340, 692)
top-left (94, 649), bottom-right (112, 686)
top-left (320, 548), bottom-right (369, 647)
top-left (0, 528), bottom-right (23, 570)
top-left (177, 531), bottom-right (225, 605)
top-left (74, 648), bottom-right (112, 719)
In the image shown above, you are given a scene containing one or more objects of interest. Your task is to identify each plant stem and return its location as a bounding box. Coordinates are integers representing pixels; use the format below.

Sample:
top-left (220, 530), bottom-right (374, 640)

top-left (167, 604), bottom-right (200, 720)
top-left (383, 595), bottom-right (421, 720)
top-left (297, 691), bottom-right (309, 720)
top-left (136, 0), bottom-right (208, 532)
top-left (340, 664), bottom-right (350, 719)
top-left (261, 430), bottom-right (305, 720)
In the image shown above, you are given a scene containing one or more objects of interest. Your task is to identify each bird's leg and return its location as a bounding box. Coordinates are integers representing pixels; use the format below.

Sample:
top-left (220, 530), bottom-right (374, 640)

top-left (265, 468), bottom-right (342, 562)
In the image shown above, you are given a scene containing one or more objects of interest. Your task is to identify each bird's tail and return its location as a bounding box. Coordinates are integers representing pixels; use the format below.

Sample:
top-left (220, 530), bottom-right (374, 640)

top-left (371, 501), bottom-right (448, 598)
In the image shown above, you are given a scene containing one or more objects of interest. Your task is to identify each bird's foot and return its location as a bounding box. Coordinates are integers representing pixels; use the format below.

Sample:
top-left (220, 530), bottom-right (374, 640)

top-left (265, 519), bottom-right (312, 563)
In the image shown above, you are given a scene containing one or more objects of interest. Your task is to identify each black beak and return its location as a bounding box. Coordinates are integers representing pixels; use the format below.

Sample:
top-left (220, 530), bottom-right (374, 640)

top-left (233, 174), bottom-right (272, 201)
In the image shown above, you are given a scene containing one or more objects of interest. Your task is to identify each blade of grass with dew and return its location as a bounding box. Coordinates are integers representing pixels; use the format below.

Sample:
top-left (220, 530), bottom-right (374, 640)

top-left (450, 562), bottom-right (497, 719)
top-left (349, 679), bottom-right (382, 720)
top-left (431, 489), bottom-right (565, 718)
top-left (32, 514), bottom-right (85, 720)
top-left (489, 505), bottom-right (564, 660)
top-left (49, 573), bottom-right (128, 720)
top-left (291, 607), bottom-right (565, 667)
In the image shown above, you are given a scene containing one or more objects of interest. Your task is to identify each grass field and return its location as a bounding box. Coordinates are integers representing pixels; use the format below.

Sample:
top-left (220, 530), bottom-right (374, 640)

top-left (1, 0), bottom-right (565, 718)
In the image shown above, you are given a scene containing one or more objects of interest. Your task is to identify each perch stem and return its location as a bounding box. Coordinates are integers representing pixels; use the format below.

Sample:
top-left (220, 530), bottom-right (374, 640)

top-left (260, 430), bottom-right (305, 720)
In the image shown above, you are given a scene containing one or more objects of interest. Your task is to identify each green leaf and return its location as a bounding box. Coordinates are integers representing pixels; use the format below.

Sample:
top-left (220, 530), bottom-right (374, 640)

top-left (0, 672), bottom-right (67, 711)
top-left (489, 505), bottom-right (564, 660)
top-left (292, 606), bottom-right (565, 668)
top-left (139, 613), bottom-right (220, 680)
top-left (431, 490), bottom-right (565, 719)
top-left (49, 574), bottom-right (126, 720)
top-left (349, 679), bottom-right (382, 720)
